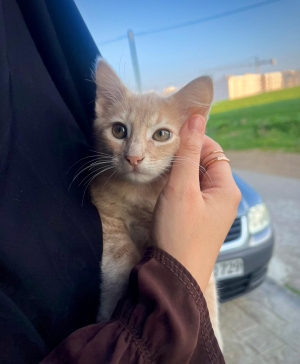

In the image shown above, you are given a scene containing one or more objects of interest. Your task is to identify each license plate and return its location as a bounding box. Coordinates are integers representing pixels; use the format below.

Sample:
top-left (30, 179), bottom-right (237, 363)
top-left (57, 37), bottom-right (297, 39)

top-left (214, 258), bottom-right (244, 281)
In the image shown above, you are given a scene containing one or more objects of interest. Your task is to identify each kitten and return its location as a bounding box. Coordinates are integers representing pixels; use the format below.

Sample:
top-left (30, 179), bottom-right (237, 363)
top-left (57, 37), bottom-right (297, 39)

top-left (90, 59), bottom-right (223, 349)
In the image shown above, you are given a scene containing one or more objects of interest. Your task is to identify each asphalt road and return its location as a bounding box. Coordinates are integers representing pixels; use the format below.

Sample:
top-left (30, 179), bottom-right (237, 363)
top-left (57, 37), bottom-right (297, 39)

top-left (233, 169), bottom-right (300, 292)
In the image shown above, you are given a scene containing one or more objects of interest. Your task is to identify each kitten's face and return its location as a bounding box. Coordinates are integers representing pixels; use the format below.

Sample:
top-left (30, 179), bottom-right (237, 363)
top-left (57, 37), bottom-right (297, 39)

top-left (94, 60), bottom-right (213, 184)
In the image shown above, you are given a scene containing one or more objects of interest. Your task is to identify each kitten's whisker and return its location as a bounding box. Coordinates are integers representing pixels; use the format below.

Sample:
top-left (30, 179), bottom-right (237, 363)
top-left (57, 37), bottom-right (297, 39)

top-left (68, 161), bottom-right (100, 190)
top-left (200, 166), bottom-right (213, 188)
top-left (88, 149), bottom-right (114, 157)
top-left (75, 158), bottom-right (111, 174)
top-left (199, 165), bottom-right (206, 174)
top-left (85, 78), bottom-right (95, 84)
top-left (86, 161), bottom-right (113, 171)
top-left (70, 161), bottom-right (111, 189)
top-left (75, 165), bottom-right (110, 188)
top-left (101, 168), bottom-right (119, 195)
top-left (68, 153), bottom-right (113, 179)
top-left (66, 155), bottom-right (106, 175)
top-left (170, 162), bottom-right (186, 166)
top-left (170, 159), bottom-right (187, 162)
top-left (80, 165), bottom-right (114, 187)
top-left (169, 159), bottom-right (213, 188)
top-left (81, 166), bottom-right (114, 205)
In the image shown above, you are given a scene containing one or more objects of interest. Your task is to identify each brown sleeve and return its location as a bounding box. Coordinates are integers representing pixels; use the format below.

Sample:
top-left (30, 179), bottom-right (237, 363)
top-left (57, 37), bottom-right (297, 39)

top-left (40, 247), bottom-right (225, 364)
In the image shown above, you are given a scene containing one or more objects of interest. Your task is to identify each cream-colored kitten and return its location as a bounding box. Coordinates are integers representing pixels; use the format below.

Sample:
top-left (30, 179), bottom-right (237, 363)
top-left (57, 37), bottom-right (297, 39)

top-left (91, 59), bottom-right (222, 349)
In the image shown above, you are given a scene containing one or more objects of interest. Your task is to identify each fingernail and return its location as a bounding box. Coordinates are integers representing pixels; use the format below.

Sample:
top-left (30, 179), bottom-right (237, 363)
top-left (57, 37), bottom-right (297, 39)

top-left (188, 115), bottom-right (205, 133)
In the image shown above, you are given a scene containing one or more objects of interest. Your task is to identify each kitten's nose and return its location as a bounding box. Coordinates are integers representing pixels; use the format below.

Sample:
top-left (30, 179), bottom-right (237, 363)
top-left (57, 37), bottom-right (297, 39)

top-left (126, 156), bottom-right (144, 167)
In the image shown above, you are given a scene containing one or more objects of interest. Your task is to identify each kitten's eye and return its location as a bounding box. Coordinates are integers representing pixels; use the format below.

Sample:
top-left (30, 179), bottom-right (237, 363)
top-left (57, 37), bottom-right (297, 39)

top-left (112, 123), bottom-right (127, 139)
top-left (152, 129), bottom-right (171, 142)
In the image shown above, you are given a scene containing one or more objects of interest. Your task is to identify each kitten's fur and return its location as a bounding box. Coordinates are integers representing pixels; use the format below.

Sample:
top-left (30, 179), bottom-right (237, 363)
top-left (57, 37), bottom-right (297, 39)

top-left (91, 59), bottom-right (223, 349)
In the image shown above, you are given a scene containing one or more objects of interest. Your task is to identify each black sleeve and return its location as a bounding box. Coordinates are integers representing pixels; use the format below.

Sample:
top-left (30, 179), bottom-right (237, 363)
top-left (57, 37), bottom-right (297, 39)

top-left (0, 0), bottom-right (102, 362)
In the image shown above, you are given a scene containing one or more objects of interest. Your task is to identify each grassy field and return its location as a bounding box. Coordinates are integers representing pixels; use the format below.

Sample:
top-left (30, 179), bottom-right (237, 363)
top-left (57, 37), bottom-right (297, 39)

top-left (207, 86), bottom-right (300, 152)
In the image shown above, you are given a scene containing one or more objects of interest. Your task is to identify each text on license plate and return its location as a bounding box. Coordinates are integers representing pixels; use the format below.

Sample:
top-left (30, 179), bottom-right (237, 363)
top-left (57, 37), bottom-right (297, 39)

top-left (214, 258), bottom-right (244, 281)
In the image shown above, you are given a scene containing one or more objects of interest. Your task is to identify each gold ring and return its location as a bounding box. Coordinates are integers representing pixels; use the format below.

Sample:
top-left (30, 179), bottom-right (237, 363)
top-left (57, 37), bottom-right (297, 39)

top-left (204, 156), bottom-right (230, 169)
top-left (201, 149), bottom-right (224, 163)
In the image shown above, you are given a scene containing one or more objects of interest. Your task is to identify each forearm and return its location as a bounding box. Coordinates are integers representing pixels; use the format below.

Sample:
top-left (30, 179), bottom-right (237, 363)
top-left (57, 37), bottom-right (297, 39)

top-left (41, 247), bottom-right (224, 364)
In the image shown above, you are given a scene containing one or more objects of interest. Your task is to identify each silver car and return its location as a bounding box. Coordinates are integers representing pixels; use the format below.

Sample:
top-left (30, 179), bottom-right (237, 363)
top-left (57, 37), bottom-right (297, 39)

top-left (215, 173), bottom-right (274, 302)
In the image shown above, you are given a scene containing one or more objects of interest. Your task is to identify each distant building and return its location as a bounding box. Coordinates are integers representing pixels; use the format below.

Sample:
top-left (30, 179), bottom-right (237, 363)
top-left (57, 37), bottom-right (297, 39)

top-left (282, 70), bottom-right (300, 88)
top-left (263, 72), bottom-right (282, 92)
top-left (227, 74), bottom-right (262, 99)
top-left (226, 70), bottom-right (300, 100)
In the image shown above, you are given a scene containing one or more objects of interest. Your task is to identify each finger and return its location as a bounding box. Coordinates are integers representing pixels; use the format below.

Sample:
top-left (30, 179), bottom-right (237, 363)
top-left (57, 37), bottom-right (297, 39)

top-left (200, 135), bottom-right (236, 192)
top-left (168, 115), bottom-right (205, 189)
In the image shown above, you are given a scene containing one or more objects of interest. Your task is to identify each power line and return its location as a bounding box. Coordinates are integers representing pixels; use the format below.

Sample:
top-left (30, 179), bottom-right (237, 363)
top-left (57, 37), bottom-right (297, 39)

top-left (99, 0), bottom-right (281, 46)
top-left (202, 58), bottom-right (256, 73)
top-left (201, 57), bottom-right (276, 74)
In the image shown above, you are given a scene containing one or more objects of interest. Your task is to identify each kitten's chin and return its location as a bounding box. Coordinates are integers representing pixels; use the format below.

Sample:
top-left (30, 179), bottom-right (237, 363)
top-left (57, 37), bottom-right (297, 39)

top-left (123, 171), bottom-right (159, 184)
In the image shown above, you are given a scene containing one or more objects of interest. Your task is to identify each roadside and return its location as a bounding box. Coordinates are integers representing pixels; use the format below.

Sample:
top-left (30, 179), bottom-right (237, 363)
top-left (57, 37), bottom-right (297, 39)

top-left (221, 278), bottom-right (300, 364)
top-left (227, 150), bottom-right (300, 179)
top-left (220, 150), bottom-right (300, 364)
top-left (233, 168), bottom-right (300, 293)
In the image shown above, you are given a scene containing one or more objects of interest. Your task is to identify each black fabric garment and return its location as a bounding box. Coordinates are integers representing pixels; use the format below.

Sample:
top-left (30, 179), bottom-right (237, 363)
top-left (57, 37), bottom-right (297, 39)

top-left (0, 0), bottom-right (102, 362)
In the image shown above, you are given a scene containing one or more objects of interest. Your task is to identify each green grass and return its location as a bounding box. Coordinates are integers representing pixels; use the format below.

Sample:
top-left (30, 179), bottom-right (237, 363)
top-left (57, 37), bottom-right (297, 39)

top-left (207, 86), bottom-right (300, 152)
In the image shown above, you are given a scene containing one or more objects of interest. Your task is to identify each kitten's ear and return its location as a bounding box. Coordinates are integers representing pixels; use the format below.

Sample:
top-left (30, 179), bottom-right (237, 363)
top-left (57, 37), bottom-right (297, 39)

top-left (171, 76), bottom-right (213, 121)
top-left (94, 59), bottom-right (128, 116)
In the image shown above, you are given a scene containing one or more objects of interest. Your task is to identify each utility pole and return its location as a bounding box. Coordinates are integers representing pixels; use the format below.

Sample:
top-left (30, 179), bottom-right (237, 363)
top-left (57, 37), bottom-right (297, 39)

top-left (254, 57), bottom-right (276, 74)
top-left (127, 29), bottom-right (142, 93)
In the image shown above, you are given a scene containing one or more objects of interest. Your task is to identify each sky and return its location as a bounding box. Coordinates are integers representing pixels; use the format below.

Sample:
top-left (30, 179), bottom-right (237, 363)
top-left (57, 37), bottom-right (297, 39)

top-left (74, 0), bottom-right (300, 97)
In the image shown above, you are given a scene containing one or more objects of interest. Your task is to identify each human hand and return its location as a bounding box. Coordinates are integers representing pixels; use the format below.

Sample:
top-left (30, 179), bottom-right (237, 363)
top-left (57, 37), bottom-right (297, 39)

top-left (150, 115), bottom-right (241, 291)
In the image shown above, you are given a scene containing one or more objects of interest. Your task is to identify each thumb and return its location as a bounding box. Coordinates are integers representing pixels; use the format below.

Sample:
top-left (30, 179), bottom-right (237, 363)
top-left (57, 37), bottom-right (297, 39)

top-left (169, 115), bottom-right (206, 187)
